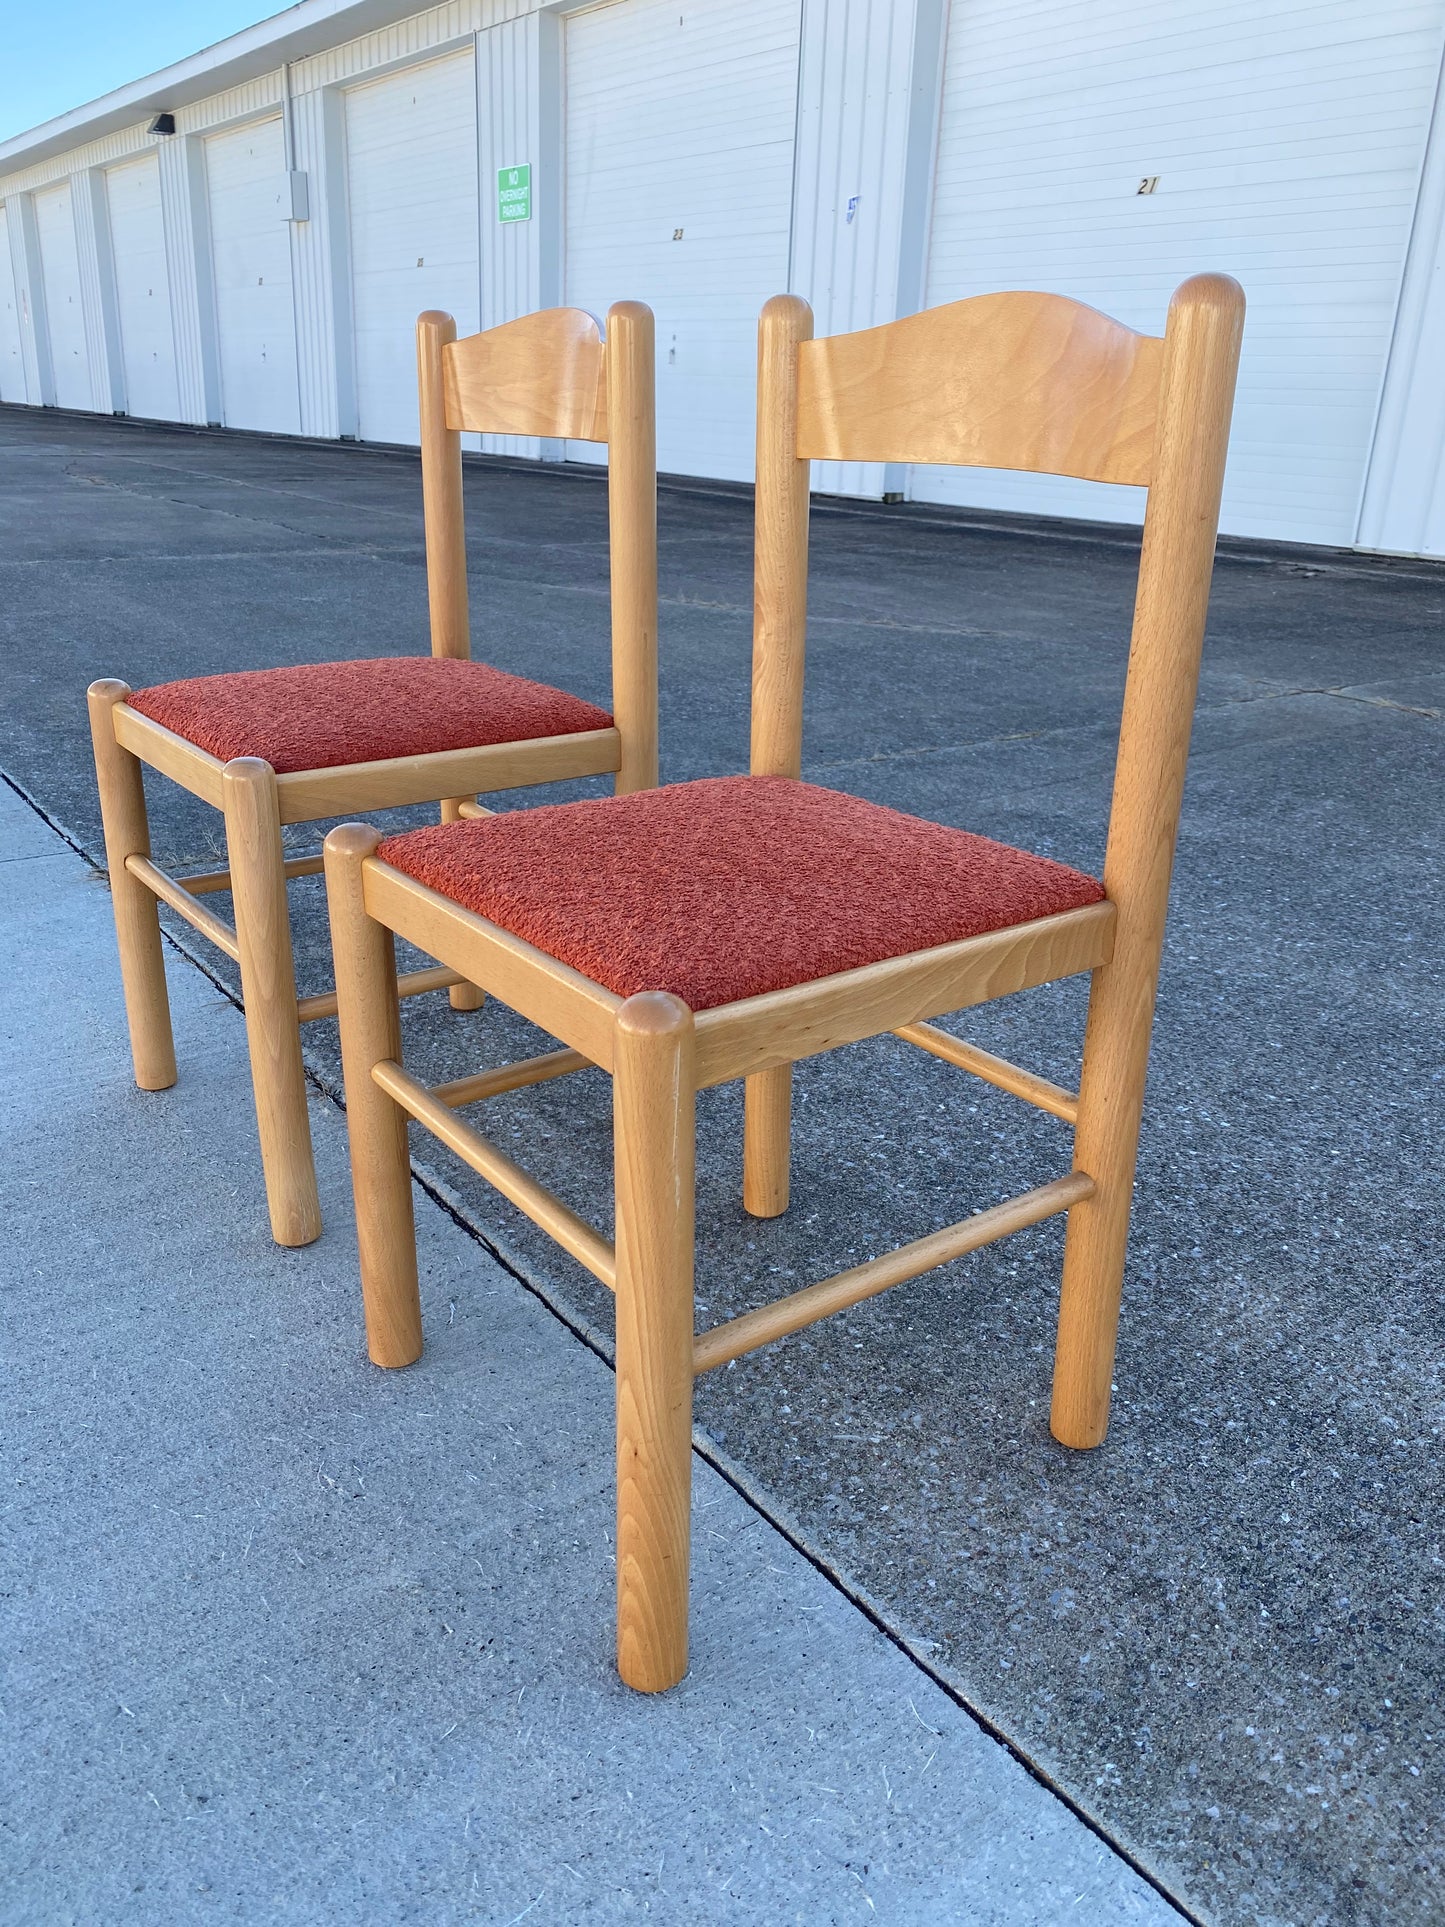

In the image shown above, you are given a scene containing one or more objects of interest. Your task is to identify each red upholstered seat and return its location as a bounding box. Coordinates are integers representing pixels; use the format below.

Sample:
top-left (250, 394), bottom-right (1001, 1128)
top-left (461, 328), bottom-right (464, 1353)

top-left (380, 775), bottom-right (1105, 1012)
top-left (128, 656), bottom-right (613, 775)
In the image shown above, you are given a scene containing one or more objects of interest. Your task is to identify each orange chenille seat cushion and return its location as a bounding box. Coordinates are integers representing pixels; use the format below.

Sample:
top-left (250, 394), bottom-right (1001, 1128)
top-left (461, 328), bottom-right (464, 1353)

top-left (379, 775), bottom-right (1105, 1012)
top-left (128, 656), bottom-right (613, 774)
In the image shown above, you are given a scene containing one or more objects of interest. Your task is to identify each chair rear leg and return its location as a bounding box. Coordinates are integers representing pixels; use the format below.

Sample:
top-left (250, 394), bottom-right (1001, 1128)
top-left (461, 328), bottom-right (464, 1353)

top-left (324, 825), bottom-right (423, 1367)
top-left (222, 758), bottom-right (322, 1249)
top-left (1050, 959), bottom-right (1155, 1449)
top-left (87, 681), bottom-right (177, 1092)
top-left (613, 992), bottom-right (696, 1692)
top-left (743, 1065), bottom-right (791, 1218)
top-left (440, 797), bottom-right (486, 1011)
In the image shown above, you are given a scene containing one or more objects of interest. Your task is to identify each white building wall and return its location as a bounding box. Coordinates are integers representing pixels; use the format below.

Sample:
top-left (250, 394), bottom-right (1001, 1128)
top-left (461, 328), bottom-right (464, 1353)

top-left (2, 0), bottom-right (1444, 557)
top-left (71, 169), bottom-right (120, 413)
top-left (916, 0), bottom-right (1445, 545)
top-left (1357, 42), bottom-right (1445, 557)
top-left (478, 10), bottom-right (551, 461)
top-left (290, 83), bottom-right (344, 441)
top-left (790, 0), bottom-right (946, 499)
top-left (562, 0), bottom-right (802, 484)
top-left (0, 206), bottom-right (27, 402)
top-left (155, 136), bottom-right (214, 424)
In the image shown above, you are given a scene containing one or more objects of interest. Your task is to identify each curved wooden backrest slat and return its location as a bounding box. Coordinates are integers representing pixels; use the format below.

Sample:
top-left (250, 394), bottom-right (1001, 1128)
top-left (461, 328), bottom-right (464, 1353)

top-left (442, 307), bottom-right (608, 441)
top-left (796, 292), bottom-right (1164, 486)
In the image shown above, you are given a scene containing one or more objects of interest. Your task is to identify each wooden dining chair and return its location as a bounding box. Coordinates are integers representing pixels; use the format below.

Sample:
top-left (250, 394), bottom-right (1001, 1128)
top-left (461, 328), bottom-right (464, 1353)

top-left (322, 275), bottom-right (1243, 1690)
top-left (88, 302), bottom-right (656, 1248)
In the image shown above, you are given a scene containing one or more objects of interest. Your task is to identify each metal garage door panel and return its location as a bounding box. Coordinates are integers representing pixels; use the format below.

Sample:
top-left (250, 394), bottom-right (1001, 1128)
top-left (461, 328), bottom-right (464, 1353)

top-left (106, 153), bottom-right (179, 422)
top-left (345, 51), bottom-right (480, 446)
top-left (564, 0), bottom-right (800, 482)
top-left (34, 182), bottom-right (89, 409)
top-left (205, 118), bottom-right (300, 433)
top-left (0, 207), bottom-right (25, 403)
top-left (917, 0), bottom-right (1444, 546)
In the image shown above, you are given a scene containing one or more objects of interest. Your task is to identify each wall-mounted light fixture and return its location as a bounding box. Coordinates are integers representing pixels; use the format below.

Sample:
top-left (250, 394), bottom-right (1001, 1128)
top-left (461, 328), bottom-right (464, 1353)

top-left (149, 112), bottom-right (176, 136)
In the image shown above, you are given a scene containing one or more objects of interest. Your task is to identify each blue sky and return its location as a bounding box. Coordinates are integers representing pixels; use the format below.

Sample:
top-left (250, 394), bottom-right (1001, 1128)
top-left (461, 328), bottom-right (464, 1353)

top-left (1, 2), bottom-right (273, 143)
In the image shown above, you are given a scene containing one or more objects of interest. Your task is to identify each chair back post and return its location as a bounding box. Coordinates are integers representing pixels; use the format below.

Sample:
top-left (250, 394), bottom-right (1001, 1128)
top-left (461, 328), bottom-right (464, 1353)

top-left (750, 294), bottom-right (814, 779)
top-left (417, 309), bottom-right (471, 661)
top-left (1099, 273), bottom-right (1244, 1000)
top-left (605, 301), bottom-right (659, 794)
top-left (1052, 273), bottom-right (1243, 1448)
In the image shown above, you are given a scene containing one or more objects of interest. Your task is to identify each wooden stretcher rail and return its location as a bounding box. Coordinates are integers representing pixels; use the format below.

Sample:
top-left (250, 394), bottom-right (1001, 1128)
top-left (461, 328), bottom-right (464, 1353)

top-left (296, 965), bottom-right (464, 1025)
top-left (371, 1059), bottom-right (617, 1290)
top-left (692, 1170), bottom-right (1094, 1376)
top-left (180, 852), bottom-right (326, 896)
top-left (894, 1021), bottom-right (1080, 1124)
top-left (433, 1047), bottom-right (592, 1107)
top-left (125, 855), bottom-right (241, 963)
top-left (452, 799), bottom-right (497, 820)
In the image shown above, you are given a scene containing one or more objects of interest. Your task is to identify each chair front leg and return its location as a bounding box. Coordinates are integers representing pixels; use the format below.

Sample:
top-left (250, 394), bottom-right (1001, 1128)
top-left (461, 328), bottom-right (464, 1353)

top-left (613, 992), bottom-right (696, 1692)
top-left (324, 825), bottom-right (422, 1367)
top-left (743, 1064), bottom-right (791, 1217)
top-left (1050, 956), bottom-right (1155, 1450)
top-left (87, 681), bottom-right (177, 1092)
top-left (222, 757), bottom-right (321, 1249)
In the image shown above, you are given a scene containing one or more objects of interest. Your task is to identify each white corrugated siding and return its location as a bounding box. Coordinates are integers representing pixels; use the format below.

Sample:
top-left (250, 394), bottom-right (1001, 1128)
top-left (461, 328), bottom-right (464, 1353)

top-left (105, 154), bottom-right (180, 421)
top-left (34, 181), bottom-right (90, 408)
top-left (790, 0), bottom-right (946, 498)
top-left (0, 206), bottom-right (25, 401)
top-left (289, 87), bottom-right (343, 439)
top-left (204, 117), bottom-right (301, 433)
top-left (916, 0), bottom-right (1445, 544)
top-left (563, 0), bottom-right (802, 481)
top-left (478, 11), bottom-right (549, 461)
top-left (344, 49), bottom-right (481, 445)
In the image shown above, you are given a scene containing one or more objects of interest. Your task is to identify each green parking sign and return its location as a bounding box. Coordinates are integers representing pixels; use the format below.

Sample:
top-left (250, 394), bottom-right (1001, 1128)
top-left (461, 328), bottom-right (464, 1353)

top-left (497, 164), bottom-right (531, 223)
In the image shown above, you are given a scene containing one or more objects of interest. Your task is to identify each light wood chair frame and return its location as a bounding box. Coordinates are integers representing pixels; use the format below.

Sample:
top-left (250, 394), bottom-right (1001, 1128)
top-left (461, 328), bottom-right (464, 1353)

top-left (323, 275), bottom-right (1243, 1691)
top-left (88, 302), bottom-right (657, 1248)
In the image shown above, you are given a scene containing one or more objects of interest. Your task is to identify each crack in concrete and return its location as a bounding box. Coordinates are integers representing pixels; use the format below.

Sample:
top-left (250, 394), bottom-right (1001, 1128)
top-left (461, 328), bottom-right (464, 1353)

top-left (805, 679), bottom-right (1441, 778)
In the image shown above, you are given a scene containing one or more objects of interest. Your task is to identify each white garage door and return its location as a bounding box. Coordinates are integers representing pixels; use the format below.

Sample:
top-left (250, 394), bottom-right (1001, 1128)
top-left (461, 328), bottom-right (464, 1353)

top-left (205, 118), bottom-right (299, 433)
top-left (564, 0), bottom-right (801, 482)
top-left (917, 0), bottom-right (1445, 546)
top-left (0, 206), bottom-right (25, 403)
top-left (345, 51), bottom-right (480, 446)
top-left (106, 154), bottom-right (179, 422)
top-left (33, 181), bottom-right (90, 409)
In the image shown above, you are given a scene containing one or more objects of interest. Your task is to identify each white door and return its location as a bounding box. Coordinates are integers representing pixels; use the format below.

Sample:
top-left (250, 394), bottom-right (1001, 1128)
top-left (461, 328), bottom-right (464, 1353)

top-left (205, 118), bottom-right (299, 433)
top-left (0, 206), bottom-right (25, 403)
top-left (105, 153), bottom-right (179, 422)
top-left (345, 51), bottom-right (480, 446)
top-left (33, 181), bottom-right (90, 409)
top-left (918, 0), bottom-right (1445, 547)
top-left (564, 0), bottom-right (801, 482)
top-left (1356, 42), bottom-right (1445, 560)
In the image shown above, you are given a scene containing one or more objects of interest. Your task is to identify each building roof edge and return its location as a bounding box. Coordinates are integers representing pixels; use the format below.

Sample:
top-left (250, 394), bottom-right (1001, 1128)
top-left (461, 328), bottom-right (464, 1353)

top-left (0, 0), bottom-right (424, 176)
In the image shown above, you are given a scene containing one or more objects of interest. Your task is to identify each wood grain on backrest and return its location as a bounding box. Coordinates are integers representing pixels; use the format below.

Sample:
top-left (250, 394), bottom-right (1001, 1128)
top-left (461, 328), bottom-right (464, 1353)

top-left (796, 292), bottom-right (1164, 486)
top-left (442, 307), bottom-right (608, 441)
